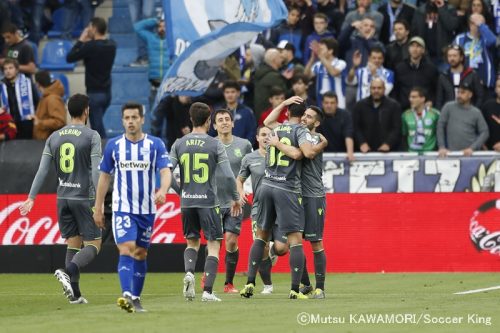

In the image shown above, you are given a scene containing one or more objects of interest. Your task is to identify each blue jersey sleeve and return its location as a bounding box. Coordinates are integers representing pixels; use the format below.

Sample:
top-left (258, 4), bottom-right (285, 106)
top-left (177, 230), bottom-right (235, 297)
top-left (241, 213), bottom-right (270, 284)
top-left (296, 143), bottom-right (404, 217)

top-left (99, 139), bottom-right (116, 173)
top-left (154, 138), bottom-right (173, 170)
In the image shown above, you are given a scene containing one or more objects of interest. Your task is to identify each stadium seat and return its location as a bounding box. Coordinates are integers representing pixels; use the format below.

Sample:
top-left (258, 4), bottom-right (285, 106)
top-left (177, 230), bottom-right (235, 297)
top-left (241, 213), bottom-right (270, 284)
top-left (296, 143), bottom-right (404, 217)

top-left (111, 33), bottom-right (138, 49)
top-left (103, 104), bottom-right (125, 137)
top-left (113, 47), bottom-right (138, 66)
top-left (28, 41), bottom-right (39, 65)
top-left (47, 8), bottom-right (83, 38)
top-left (111, 68), bottom-right (149, 102)
top-left (40, 40), bottom-right (76, 71)
top-left (49, 72), bottom-right (70, 101)
top-left (108, 16), bottom-right (134, 34)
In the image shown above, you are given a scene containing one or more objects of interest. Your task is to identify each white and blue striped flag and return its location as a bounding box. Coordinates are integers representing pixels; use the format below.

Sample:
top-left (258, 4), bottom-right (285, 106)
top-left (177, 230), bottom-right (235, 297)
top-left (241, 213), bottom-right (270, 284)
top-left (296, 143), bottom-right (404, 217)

top-left (157, 0), bottom-right (287, 102)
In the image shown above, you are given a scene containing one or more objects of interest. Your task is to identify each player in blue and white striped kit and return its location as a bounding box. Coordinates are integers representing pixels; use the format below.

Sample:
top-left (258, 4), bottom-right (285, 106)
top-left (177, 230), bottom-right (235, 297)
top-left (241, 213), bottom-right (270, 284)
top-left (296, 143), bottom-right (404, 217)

top-left (94, 102), bottom-right (172, 313)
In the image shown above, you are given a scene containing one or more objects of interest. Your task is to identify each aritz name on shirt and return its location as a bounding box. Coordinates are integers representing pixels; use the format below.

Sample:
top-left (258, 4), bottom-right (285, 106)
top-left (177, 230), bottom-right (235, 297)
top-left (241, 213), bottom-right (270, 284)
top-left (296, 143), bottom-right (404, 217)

top-left (119, 160), bottom-right (151, 170)
top-left (185, 139), bottom-right (205, 147)
top-left (58, 129), bottom-right (82, 136)
top-left (58, 177), bottom-right (81, 188)
top-left (181, 190), bottom-right (208, 199)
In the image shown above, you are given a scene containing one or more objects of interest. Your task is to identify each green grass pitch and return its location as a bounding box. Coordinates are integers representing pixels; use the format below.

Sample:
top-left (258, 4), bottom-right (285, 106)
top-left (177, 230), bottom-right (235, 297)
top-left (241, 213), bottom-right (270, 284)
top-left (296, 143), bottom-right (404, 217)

top-left (1, 273), bottom-right (499, 333)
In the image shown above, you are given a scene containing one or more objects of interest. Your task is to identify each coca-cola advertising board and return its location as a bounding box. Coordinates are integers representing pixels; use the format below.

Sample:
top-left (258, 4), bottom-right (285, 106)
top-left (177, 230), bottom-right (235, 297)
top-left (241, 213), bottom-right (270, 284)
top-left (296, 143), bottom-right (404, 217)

top-left (2, 193), bottom-right (499, 272)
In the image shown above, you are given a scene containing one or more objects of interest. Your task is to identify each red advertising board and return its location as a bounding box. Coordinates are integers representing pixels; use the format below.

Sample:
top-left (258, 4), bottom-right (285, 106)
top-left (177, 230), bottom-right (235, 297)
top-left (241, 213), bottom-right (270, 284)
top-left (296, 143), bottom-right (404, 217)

top-left (1, 193), bottom-right (499, 272)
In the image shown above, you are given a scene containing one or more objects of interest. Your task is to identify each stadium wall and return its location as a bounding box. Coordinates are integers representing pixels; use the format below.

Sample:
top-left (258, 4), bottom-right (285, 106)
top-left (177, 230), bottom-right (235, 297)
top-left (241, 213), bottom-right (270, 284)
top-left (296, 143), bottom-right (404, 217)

top-left (0, 141), bottom-right (498, 273)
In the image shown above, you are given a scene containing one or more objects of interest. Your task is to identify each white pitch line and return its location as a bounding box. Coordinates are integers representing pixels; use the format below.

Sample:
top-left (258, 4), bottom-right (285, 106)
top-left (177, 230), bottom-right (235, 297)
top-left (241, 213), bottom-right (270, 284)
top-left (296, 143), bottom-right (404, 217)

top-left (454, 285), bottom-right (500, 295)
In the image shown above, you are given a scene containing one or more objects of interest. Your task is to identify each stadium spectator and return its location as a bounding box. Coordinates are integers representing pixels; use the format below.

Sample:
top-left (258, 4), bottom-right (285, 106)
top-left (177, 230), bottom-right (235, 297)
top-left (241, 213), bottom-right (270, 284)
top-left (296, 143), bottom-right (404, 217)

top-left (436, 44), bottom-right (484, 109)
top-left (128, 0), bottom-right (154, 66)
top-left (317, 92), bottom-right (355, 160)
top-left (272, 6), bottom-right (303, 60)
top-left (29, 0), bottom-right (47, 45)
top-left (277, 41), bottom-right (304, 78)
top-left (240, 44), bottom-right (265, 110)
top-left (32, 70), bottom-right (66, 140)
top-left (401, 87), bottom-right (440, 152)
top-left (352, 78), bottom-right (402, 152)
top-left (151, 95), bottom-right (192, 150)
top-left (316, 0), bottom-right (345, 36)
top-left (66, 17), bottom-right (116, 139)
top-left (341, 0), bottom-right (384, 40)
top-left (0, 58), bottom-right (38, 139)
top-left (437, 82), bottom-right (489, 157)
top-left (0, 105), bottom-right (17, 141)
top-left (304, 37), bottom-right (347, 108)
top-left (253, 48), bottom-right (287, 121)
top-left (338, 16), bottom-right (385, 70)
top-left (347, 46), bottom-right (394, 101)
top-left (302, 13), bottom-right (335, 64)
top-left (384, 19), bottom-right (411, 70)
top-left (462, 0), bottom-right (496, 33)
top-left (393, 37), bottom-right (438, 110)
top-left (61, 0), bottom-right (95, 40)
top-left (208, 80), bottom-right (257, 145)
top-left (411, 0), bottom-right (460, 68)
top-left (0, 0), bottom-right (10, 54)
top-left (258, 86), bottom-right (287, 126)
top-left (94, 102), bottom-right (172, 311)
top-left (378, 0), bottom-right (415, 45)
top-left (481, 77), bottom-right (500, 152)
top-left (454, 13), bottom-right (497, 91)
top-left (290, 74), bottom-right (315, 106)
top-left (0, 23), bottom-right (37, 76)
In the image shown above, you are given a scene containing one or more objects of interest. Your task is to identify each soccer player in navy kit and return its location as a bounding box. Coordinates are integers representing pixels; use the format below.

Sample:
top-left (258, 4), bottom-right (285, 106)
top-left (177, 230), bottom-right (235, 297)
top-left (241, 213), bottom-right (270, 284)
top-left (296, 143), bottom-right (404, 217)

top-left (93, 102), bottom-right (172, 312)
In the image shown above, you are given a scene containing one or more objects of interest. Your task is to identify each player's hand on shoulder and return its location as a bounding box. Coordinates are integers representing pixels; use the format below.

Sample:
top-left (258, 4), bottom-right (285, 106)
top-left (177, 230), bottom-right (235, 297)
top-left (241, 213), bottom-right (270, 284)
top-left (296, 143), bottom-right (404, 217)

top-left (19, 198), bottom-right (34, 216)
top-left (230, 200), bottom-right (242, 217)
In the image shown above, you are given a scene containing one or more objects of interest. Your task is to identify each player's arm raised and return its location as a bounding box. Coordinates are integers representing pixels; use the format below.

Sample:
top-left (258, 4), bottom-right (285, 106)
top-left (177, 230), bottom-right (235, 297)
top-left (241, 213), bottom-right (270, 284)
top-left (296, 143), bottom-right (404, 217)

top-left (263, 96), bottom-right (303, 129)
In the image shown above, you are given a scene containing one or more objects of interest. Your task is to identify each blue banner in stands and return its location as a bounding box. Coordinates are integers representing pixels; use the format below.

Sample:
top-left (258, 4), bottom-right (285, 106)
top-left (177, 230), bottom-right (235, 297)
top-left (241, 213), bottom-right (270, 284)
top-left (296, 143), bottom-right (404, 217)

top-left (158, 0), bottom-right (287, 100)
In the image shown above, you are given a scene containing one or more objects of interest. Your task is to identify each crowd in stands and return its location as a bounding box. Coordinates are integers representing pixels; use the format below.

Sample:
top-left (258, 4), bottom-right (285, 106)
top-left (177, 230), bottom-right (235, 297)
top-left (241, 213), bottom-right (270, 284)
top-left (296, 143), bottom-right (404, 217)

top-left (0, 0), bottom-right (499, 155)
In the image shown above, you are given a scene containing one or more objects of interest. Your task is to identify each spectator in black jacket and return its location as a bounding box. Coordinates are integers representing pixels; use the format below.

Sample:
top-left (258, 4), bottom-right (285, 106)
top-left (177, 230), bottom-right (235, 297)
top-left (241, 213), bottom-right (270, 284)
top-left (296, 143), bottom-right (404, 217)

top-left (436, 45), bottom-right (484, 109)
top-left (411, 0), bottom-right (459, 68)
top-left (384, 19), bottom-right (411, 70)
top-left (66, 17), bottom-right (116, 138)
top-left (378, 0), bottom-right (415, 45)
top-left (393, 36), bottom-right (438, 110)
top-left (352, 78), bottom-right (402, 152)
top-left (481, 77), bottom-right (500, 152)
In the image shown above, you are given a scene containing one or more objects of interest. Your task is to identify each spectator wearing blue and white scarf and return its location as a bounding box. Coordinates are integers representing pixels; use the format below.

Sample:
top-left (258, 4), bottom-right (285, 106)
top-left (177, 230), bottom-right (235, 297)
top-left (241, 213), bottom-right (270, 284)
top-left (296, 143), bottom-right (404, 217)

top-left (0, 58), bottom-right (38, 139)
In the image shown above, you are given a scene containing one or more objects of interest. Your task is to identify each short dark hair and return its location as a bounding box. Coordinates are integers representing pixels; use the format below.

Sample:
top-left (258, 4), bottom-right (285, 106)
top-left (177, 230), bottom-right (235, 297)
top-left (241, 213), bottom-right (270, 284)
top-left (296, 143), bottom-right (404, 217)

top-left (121, 102), bottom-right (144, 117)
top-left (289, 101), bottom-right (307, 118)
top-left (307, 105), bottom-right (324, 122)
top-left (67, 94), bottom-right (89, 118)
top-left (291, 74), bottom-right (308, 85)
top-left (319, 37), bottom-right (338, 56)
top-left (256, 125), bottom-right (271, 136)
top-left (314, 12), bottom-right (328, 22)
top-left (393, 19), bottom-right (410, 31)
top-left (213, 108), bottom-right (233, 121)
top-left (269, 86), bottom-right (285, 98)
top-left (90, 17), bottom-right (107, 35)
top-left (2, 58), bottom-right (19, 70)
top-left (322, 91), bottom-right (338, 102)
top-left (410, 86), bottom-right (427, 100)
top-left (288, 5), bottom-right (300, 13)
top-left (222, 80), bottom-right (241, 92)
top-left (34, 70), bottom-right (52, 88)
top-left (1, 23), bottom-right (17, 34)
top-left (369, 46), bottom-right (385, 57)
top-left (189, 102), bottom-right (211, 127)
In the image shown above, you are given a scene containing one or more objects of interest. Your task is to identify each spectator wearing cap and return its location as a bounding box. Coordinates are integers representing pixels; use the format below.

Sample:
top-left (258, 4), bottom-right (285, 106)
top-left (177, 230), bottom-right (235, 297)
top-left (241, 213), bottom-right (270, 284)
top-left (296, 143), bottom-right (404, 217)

top-left (304, 37), bottom-right (347, 109)
top-left (411, 0), bottom-right (459, 68)
top-left (32, 70), bottom-right (66, 140)
top-left (278, 41), bottom-right (304, 79)
top-left (303, 12), bottom-right (335, 64)
top-left (454, 13), bottom-right (497, 91)
top-left (480, 77), bottom-right (500, 152)
top-left (393, 36), bottom-right (438, 110)
top-left (271, 6), bottom-right (304, 60)
top-left (384, 19), bottom-right (411, 71)
top-left (378, 0), bottom-right (415, 45)
top-left (437, 82), bottom-right (489, 157)
top-left (436, 44), bottom-right (484, 109)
